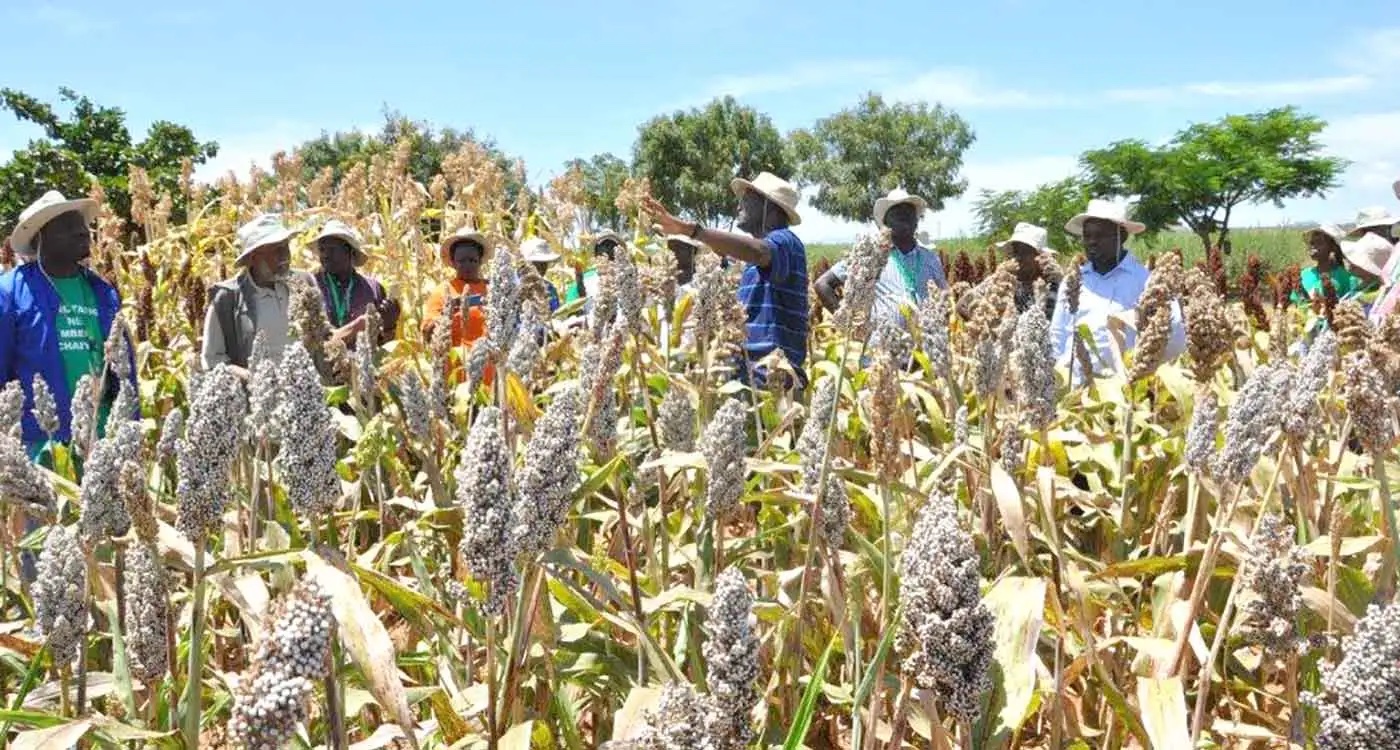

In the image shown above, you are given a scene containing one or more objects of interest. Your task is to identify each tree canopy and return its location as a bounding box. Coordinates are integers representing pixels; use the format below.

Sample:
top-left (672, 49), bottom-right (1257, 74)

top-left (973, 177), bottom-right (1093, 253)
top-left (563, 153), bottom-right (630, 231)
top-left (793, 93), bottom-right (976, 224)
top-left (1080, 106), bottom-right (1346, 251)
top-left (0, 87), bottom-right (218, 235)
top-left (633, 96), bottom-right (793, 227)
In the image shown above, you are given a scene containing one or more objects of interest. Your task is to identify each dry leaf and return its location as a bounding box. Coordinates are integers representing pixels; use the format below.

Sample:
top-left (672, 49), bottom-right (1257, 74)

top-left (989, 462), bottom-right (1030, 566)
top-left (1136, 676), bottom-right (1190, 750)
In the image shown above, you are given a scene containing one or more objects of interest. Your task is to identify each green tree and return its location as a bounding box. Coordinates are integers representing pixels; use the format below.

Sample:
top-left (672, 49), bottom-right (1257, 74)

top-left (1080, 106), bottom-right (1346, 252)
top-left (973, 176), bottom-right (1093, 253)
top-left (794, 92), bottom-right (975, 223)
top-left (0, 87), bottom-right (218, 235)
top-left (564, 153), bottom-right (630, 230)
top-left (633, 96), bottom-right (793, 226)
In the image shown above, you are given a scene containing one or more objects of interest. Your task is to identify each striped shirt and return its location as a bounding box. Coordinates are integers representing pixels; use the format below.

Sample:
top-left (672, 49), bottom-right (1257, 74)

top-left (829, 245), bottom-right (946, 325)
top-left (738, 228), bottom-right (809, 378)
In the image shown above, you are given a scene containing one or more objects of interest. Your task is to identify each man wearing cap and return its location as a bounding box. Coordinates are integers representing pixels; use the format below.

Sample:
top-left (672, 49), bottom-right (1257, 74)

top-left (0, 190), bottom-right (137, 456)
top-left (1049, 199), bottom-right (1185, 380)
top-left (312, 219), bottom-right (400, 347)
top-left (424, 227), bottom-right (493, 385)
top-left (202, 214), bottom-right (312, 376)
top-left (814, 188), bottom-right (946, 324)
top-left (644, 171), bottom-right (809, 388)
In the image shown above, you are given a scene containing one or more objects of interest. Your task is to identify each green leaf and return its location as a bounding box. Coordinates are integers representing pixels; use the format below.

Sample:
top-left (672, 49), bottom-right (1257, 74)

top-left (783, 637), bottom-right (837, 750)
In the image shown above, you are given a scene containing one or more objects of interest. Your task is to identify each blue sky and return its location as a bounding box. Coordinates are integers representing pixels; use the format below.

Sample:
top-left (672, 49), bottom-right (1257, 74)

top-left (3, 0), bottom-right (1398, 242)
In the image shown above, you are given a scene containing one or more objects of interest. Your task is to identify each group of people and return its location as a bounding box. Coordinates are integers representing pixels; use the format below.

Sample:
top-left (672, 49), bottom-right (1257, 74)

top-left (1293, 194), bottom-right (1400, 325)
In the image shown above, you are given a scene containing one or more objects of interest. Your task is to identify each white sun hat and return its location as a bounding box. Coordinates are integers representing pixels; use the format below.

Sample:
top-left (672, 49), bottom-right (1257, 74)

top-left (1303, 223), bottom-right (1345, 243)
top-left (311, 218), bottom-right (367, 265)
top-left (520, 237), bottom-right (560, 263)
top-left (439, 226), bottom-right (491, 265)
top-left (730, 171), bottom-right (802, 226)
top-left (1340, 232), bottom-right (1394, 277)
top-left (591, 230), bottom-right (625, 250)
top-left (1065, 198), bottom-right (1147, 237)
top-left (235, 213), bottom-right (297, 265)
top-left (872, 188), bottom-right (929, 228)
top-left (8, 190), bottom-right (99, 258)
top-left (1349, 206), bottom-right (1400, 235)
top-left (996, 222), bottom-right (1053, 254)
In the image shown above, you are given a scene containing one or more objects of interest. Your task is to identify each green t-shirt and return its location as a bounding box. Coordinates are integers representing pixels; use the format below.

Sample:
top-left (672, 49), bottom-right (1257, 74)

top-left (50, 275), bottom-right (107, 435)
top-left (1294, 266), bottom-right (1360, 304)
top-left (564, 268), bottom-right (599, 303)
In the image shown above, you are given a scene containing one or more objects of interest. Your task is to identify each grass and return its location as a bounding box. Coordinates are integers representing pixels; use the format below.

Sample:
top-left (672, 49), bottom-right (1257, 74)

top-left (808, 227), bottom-right (1308, 279)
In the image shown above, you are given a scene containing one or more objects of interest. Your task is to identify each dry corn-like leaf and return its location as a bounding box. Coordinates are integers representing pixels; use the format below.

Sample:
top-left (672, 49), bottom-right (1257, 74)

top-left (1136, 676), bottom-right (1190, 750)
top-left (989, 462), bottom-right (1031, 566)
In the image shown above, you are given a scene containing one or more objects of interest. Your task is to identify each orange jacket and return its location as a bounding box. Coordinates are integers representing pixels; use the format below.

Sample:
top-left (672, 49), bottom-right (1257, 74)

top-left (423, 278), bottom-right (494, 386)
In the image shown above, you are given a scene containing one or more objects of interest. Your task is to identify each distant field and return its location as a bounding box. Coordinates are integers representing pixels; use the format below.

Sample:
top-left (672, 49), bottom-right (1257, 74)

top-left (807, 227), bottom-right (1309, 279)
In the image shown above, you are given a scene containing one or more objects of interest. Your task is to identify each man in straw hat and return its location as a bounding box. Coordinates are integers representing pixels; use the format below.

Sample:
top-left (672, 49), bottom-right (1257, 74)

top-left (1348, 206), bottom-right (1398, 243)
top-left (312, 219), bottom-right (400, 348)
top-left (644, 171), bottom-right (810, 389)
top-left (814, 188), bottom-right (946, 323)
top-left (521, 237), bottom-right (563, 313)
top-left (423, 226), bottom-right (494, 385)
top-left (0, 190), bottom-right (136, 456)
top-left (202, 213), bottom-right (313, 376)
top-left (1049, 198), bottom-right (1184, 380)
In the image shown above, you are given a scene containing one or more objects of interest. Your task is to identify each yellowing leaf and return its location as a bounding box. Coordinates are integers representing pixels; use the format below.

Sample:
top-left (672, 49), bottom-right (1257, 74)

top-left (500, 719), bottom-right (554, 749)
top-left (982, 576), bottom-right (1046, 741)
top-left (1136, 676), bottom-right (1190, 750)
top-left (10, 719), bottom-right (92, 750)
top-left (1301, 586), bottom-right (1358, 633)
top-left (989, 462), bottom-right (1030, 566)
top-left (612, 686), bottom-right (663, 742)
top-left (305, 547), bottom-right (421, 750)
top-left (1302, 535), bottom-right (1384, 558)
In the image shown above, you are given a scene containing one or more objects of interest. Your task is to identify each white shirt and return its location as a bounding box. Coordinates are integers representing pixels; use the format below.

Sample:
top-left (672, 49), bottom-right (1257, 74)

top-left (1049, 252), bottom-right (1186, 380)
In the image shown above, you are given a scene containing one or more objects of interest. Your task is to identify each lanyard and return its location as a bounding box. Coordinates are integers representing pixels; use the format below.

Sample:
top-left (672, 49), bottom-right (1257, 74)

top-left (325, 273), bottom-right (356, 326)
top-left (892, 249), bottom-right (923, 297)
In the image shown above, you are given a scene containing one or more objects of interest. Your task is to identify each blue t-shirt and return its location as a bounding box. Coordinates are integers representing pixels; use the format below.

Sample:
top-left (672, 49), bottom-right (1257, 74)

top-left (737, 227), bottom-right (809, 377)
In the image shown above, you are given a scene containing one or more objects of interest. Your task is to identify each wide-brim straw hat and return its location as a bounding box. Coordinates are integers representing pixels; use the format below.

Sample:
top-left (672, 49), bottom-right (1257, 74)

top-left (1303, 223), bottom-right (1345, 245)
top-left (591, 230), bottom-right (625, 252)
top-left (520, 237), bottom-right (560, 263)
top-left (1350, 206), bottom-right (1400, 236)
top-left (8, 190), bottom-right (99, 258)
top-left (664, 233), bottom-right (702, 250)
top-left (1065, 198), bottom-right (1146, 237)
top-left (996, 222), bottom-right (1053, 254)
top-left (730, 171), bottom-right (802, 226)
top-left (235, 213), bottom-right (297, 265)
top-left (440, 227), bottom-right (492, 265)
top-left (872, 188), bottom-right (928, 228)
top-left (311, 219), bottom-right (367, 266)
top-left (1340, 232), bottom-right (1395, 277)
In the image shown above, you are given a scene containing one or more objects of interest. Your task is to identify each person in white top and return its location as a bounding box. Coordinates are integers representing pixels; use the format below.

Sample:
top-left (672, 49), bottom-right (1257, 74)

top-left (1049, 199), bottom-right (1185, 381)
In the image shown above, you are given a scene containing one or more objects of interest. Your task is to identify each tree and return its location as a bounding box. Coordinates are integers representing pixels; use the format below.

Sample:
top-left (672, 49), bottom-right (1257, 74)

top-left (564, 153), bottom-right (630, 230)
top-left (973, 177), bottom-right (1093, 252)
top-left (794, 92), bottom-right (975, 223)
top-left (0, 87), bottom-right (218, 235)
top-left (633, 96), bottom-right (793, 226)
top-left (1080, 107), bottom-right (1346, 252)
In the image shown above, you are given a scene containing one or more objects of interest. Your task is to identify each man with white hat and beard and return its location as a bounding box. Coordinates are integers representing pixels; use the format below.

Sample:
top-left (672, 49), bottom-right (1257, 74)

top-left (814, 188), bottom-right (946, 325)
top-left (643, 171), bottom-right (810, 390)
top-left (0, 190), bottom-right (137, 457)
top-left (202, 213), bottom-right (315, 377)
top-left (1049, 198), bottom-right (1185, 381)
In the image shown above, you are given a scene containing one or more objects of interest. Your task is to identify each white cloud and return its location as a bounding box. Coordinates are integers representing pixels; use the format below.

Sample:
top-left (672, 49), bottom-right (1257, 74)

top-left (888, 68), bottom-right (1066, 109)
top-left (1105, 75), bottom-right (1373, 104)
top-left (1342, 27), bottom-right (1400, 75)
top-left (20, 3), bottom-right (112, 36)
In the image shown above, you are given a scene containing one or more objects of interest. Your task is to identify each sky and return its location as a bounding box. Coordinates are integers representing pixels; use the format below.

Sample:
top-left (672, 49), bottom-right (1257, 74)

top-left (2, 0), bottom-right (1398, 243)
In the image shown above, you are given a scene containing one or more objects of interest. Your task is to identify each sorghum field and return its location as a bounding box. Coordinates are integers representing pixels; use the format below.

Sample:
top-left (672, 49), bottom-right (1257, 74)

top-left (1, 145), bottom-right (1396, 750)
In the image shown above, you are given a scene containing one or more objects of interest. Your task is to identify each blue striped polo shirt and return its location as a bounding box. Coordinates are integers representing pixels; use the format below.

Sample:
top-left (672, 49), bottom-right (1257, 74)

top-left (737, 227), bottom-right (809, 376)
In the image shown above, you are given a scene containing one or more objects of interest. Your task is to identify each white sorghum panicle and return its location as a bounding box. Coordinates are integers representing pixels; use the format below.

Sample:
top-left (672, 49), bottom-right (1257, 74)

top-left (229, 579), bottom-right (334, 750)
top-left (797, 376), bottom-right (839, 492)
top-left (954, 404), bottom-right (969, 447)
top-left (246, 332), bottom-right (281, 434)
top-left (455, 406), bottom-right (520, 616)
top-left (353, 327), bottom-right (376, 398)
top-left (122, 543), bottom-right (170, 681)
top-left (837, 229), bottom-right (893, 340)
top-left (32, 374), bottom-right (59, 436)
top-left (1184, 387), bottom-right (1219, 475)
top-left (601, 681), bottom-right (717, 750)
top-left (999, 424), bottom-right (1025, 476)
top-left (33, 524), bottom-right (87, 667)
top-left (1063, 262), bottom-right (1082, 315)
top-left (589, 258), bottom-right (619, 337)
top-left (175, 364), bottom-right (248, 541)
top-left (487, 245), bottom-right (522, 355)
top-left (109, 378), bottom-right (139, 426)
top-left (821, 477), bottom-right (852, 550)
top-left (103, 316), bottom-right (134, 380)
top-left (67, 373), bottom-right (97, 456)
top-left (870, 317), bottom-right (914, 369)
top-left (512, 387), bottom-right (582, 558)
top-left (896, 491), bottom-right (996, 723)
top-left (156, 407), bottom-right (184, 464)
top-left (975, 315), bottom-right (1014, 400)
top-left (465, 338), bottom-right (495, 395)
top-left (918, 284), bottom-right (952, 377)
top-left (700, 396), bottom-right (748, 522)
top-left (1214, 362), bottom-right (1292, 486)
top-left (1238, 514), bottom-right (1307, 660)
top-left (614, 245), bottom-right (645, 333)
top-left (658, 385), bottom-right (696, 453)
top-left (0, 433), bottom-right (56, 511)
top-left (1283, 329), bottom-right (1336, 440)
top-left (396, 372), bottom-right (432, 444)
top-left (0, 380), bottom-right (23, 437)
top-left (273, 343), bottom-right (342, 520)
top-left (703, 567), bottom-right (759, 750)
top-left (506, 310), bottom-right (543, 384)
top-left (78, 420), bottom-right (140, 545)
top-left (1303, 602), bottom-right (1400, 748)
top-left (1342, 351), bottom-right (1397, 455)
top-left (1012, 304), bottom-right (1056, 431)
